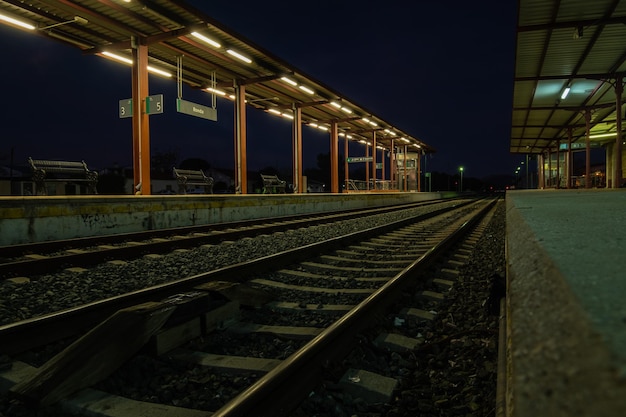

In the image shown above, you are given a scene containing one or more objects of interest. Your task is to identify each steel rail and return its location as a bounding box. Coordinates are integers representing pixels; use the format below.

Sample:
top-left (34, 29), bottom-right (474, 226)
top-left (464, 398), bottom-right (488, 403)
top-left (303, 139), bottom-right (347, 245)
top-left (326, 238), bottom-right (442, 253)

top-left (0, 200), bottom-right (453, 278)
top-left (211, 199), bottom-right (497, 417)
top-left (0, 201), bottom-right (473, 356)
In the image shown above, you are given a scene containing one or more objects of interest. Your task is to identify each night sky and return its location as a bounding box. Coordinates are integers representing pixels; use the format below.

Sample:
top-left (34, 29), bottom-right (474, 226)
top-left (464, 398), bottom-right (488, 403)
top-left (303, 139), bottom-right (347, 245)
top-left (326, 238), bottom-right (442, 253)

top-left (0, 0), bottom-right (519, 180)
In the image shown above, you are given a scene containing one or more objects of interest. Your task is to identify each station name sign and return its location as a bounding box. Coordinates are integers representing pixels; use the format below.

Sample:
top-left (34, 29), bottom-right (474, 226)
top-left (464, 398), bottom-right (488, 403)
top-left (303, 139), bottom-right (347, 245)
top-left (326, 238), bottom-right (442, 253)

top-left (176, 99), bottom-right (217, 121)
top-left (346, 156), bottom-right (373, 163)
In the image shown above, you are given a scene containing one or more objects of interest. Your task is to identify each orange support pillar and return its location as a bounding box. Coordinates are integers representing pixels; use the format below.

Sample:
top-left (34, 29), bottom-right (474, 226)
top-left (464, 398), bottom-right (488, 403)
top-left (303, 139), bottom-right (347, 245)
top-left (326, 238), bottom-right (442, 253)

top-left (330, 122), bottom-right (339, 193)
top-left (344, 133), bottom-right (349, 192)
top-left (292, 105), bottom-right (303, 193)
top-left (365, 144), bottom-right (370, 190)
top-left (371, 131), bottom-right (377, 190)
top-left (131, 38), bottom-right (151, 195)
top-left (234, 83), bottom-right (247, 194)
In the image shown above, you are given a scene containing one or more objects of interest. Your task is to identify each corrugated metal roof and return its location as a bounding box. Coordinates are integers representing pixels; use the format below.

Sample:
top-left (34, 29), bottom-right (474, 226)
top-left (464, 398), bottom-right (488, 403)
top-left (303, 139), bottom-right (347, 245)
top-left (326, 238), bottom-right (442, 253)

top-left (0, 0), bottom-right (432, 153)
top-left (511, 0), bottom-right (626, 154)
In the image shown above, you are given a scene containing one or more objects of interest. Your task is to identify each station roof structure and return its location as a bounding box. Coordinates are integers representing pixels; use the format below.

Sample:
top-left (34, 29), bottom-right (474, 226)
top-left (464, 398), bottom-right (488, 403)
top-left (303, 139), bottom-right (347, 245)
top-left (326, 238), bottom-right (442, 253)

top-left (511, 0), bottom-right (626, 154)
top-left (0, 0), bottom-right (432, 154)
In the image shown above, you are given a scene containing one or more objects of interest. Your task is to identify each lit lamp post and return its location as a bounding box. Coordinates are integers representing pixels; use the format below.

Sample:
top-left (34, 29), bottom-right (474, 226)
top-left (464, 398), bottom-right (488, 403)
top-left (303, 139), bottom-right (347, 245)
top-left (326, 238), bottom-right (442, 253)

top-left (459, 166), bottom-right (464, 193)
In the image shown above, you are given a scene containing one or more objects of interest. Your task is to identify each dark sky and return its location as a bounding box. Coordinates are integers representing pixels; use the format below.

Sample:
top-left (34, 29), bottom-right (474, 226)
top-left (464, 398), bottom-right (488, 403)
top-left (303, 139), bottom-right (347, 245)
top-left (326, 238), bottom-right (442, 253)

top-left (0, 0), bottom-right (519, 179)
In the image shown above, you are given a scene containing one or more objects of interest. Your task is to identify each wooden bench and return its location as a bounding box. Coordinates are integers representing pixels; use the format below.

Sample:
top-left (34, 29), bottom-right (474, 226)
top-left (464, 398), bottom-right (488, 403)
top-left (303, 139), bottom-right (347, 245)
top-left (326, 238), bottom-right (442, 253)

top-left (28, 157), bottom-right (98, 195)
top-left (173, 167), bottom-right (213, 194)
top-left (260, 173), bottom-right (286, 194)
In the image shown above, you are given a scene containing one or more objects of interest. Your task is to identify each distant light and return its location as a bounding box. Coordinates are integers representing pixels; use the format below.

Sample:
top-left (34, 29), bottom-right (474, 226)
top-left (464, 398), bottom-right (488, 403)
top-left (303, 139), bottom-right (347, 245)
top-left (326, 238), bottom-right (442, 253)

top-left (226, 49), bottom-right (252, 63)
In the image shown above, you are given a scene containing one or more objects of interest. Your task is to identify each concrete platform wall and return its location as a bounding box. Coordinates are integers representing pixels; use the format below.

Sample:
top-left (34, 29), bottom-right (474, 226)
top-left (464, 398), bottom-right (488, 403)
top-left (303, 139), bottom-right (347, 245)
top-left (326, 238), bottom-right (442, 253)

top-left (0, 192), bottom-right (454, 246)
top-left (506, 189), bottom-right (626, 417)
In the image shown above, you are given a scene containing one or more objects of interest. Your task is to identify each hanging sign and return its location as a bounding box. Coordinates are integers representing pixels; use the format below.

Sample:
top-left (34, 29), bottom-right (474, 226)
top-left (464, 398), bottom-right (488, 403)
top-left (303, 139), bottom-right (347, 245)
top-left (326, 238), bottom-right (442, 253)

top-left (176, 98), bottom-right (217, 121)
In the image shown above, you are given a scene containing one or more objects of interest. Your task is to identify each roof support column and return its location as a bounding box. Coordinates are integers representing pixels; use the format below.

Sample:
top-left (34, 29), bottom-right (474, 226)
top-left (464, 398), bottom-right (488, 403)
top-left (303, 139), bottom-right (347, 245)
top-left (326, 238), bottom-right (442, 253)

top-left (614, 76), bottom-right (623, 188)
top-left (131, 37), bottom-right (151, 195)
top-left (330, 121), bottom-right (339, 193)
top-left (538, 153), bottom-right (544, 189)
top-left (292, 105), bottom-right (302, 193)
top-left (556, 139), bottom-right (560, 188)
top-left (390, 139), bottom-right (395, 189)
top-left (371, 131), bottom-right (377, 190)
top-left (567, 128), bottom-right (573, 189)
top-left (234, 82), bottom-right (247, 194)
top-left (344, 133), bottom-right (349, 192)
top-left (365, 144), bottom-right (370, 190)
top-left (403, 146), bottom-right (408, 192)
top-left (417, 151), bottom-right (421, 192)
top-left (584, 109), bottom-right (591, 189)
top-left (548, 149), bottom-right (552, 188)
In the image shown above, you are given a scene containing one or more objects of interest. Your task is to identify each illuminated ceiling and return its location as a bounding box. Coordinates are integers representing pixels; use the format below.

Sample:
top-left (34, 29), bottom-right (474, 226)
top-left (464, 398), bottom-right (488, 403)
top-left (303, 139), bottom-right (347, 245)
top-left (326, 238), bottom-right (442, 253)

top-left (0, 0), bottom-right (432, 153)
top-left (511, 0), bottom-right (626, 154)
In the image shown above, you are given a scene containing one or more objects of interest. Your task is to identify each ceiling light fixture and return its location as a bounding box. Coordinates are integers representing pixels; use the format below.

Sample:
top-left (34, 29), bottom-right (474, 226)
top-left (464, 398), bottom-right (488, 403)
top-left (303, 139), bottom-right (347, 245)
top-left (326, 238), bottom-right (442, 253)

top-left (280, 76), bottom-right (297, 86)
top-left (206, 87), bottom-right (226, 96)
top-left (190, 32), bottom-right (221, 48)
top-left (0, 13), bottom-right (35, 30)
top-left (589, 132), bottom-right (620, 139)
top-left (226, 49), bottom-right (252, 63)
top-left (561, 83), bottom-right (571, 100)
top-left (101, 52), bottom-right (172, 77)
top-left (299, 85), bottom-right (315, 95)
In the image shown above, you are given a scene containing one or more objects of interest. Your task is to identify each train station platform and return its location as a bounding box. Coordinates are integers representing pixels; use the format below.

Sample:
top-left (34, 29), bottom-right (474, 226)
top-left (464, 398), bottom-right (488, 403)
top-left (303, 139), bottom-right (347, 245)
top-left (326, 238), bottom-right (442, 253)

top-left (0, 192), bottom-right (455, 247)
top-left (505, 189), bottom-right (626, 417)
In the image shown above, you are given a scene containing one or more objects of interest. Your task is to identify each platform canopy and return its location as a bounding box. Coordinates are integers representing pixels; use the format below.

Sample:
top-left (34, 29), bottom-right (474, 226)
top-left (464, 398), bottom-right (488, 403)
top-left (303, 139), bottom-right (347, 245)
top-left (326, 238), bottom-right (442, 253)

top-left (511, 0), bottom-right (626, 154)
top-left (0, 0), bottom-right (432, 154)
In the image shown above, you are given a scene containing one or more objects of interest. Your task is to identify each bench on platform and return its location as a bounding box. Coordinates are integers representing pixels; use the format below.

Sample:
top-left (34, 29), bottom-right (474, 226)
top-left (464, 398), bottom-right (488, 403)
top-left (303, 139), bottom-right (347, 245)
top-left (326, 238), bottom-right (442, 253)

top-left (260, 173), bottom-right (286, 194)
top-left (173, 167), bottom-right (213, 194)
top-left (28, 157), bottom-right (98, 196)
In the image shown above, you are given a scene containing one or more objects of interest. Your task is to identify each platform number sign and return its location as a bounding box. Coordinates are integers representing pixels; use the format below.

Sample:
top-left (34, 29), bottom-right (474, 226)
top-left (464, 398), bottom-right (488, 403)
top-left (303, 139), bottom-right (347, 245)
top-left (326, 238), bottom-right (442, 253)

top-left (119, 99), bottom-right (132, 118)
top-left (119, 94), bottom-right (164, 118)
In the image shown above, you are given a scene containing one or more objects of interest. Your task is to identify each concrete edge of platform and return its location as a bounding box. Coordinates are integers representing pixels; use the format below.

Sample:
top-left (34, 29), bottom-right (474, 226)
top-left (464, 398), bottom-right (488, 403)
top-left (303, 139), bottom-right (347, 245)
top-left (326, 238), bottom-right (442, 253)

top-left (505, 196), bottom-right (626, 417)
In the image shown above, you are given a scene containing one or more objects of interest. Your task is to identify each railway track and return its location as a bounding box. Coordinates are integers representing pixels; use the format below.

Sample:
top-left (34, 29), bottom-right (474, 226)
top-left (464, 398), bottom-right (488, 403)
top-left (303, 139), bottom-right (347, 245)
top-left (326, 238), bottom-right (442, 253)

top-left (0, 200), bottom-right (458, 279)
top-left (0, 197), bottom-right (500, 417)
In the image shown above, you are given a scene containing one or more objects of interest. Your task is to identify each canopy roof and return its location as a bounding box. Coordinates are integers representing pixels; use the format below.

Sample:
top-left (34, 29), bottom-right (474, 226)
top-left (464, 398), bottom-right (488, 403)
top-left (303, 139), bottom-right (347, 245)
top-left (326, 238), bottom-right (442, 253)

top-left (0, 0), bottom-right (432, 153)
top-left (512, 0), bottom-right (626, 154)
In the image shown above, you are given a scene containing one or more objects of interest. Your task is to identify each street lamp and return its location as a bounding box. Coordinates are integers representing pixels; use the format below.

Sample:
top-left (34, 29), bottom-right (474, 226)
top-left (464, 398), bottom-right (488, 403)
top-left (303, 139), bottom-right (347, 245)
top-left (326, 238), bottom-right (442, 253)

top-left (459, 166), bottom-right (464, 192)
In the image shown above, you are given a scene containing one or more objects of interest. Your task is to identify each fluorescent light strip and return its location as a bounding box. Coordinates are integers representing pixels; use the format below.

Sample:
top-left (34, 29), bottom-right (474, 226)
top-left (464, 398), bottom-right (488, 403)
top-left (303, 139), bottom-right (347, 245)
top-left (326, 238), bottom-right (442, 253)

top-left (227, 49), bottom-right (252, 63)
top-left (330, 102), bottom-right (341, 109)
top-left (561, 86), bottom-right (571, 100)
top-left (282, 113), bottom-right (294, 120)
top-left (0, 13), bottom-right (35, 30)
top-left (299, 85), bottom-right (315, 95)
top-left (190, 32), bottom-right (221, 48)
top-left (147, 65), bottom-right (172, 77)
top-left (102, 51), bottom-right (132, 64)
top-left (317, 125), bottom-right (328, 131)
top-left (268, 109), bottom-right (281, 115)
top-left (589, 132), bottom-right (619, 139)
top-left (281, 77), bottom-right (298, 86)
top-left (206, 87), bottom-right (226, 96)
top-left (101, 52), bottom-right (172, 77)
top-left (340, 107), bottom-right (352, 114)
